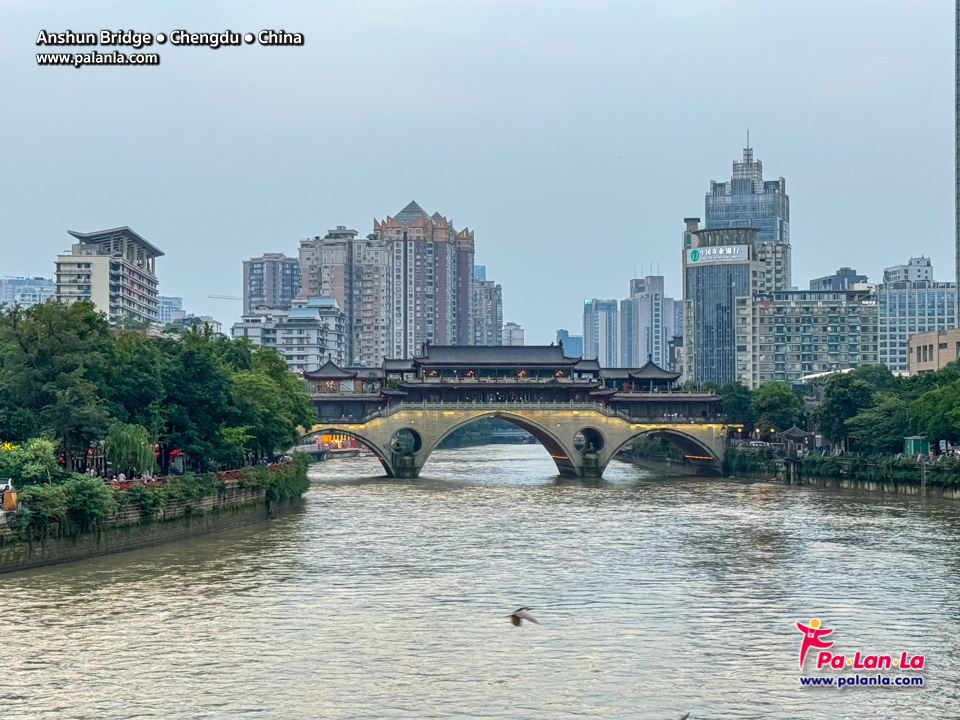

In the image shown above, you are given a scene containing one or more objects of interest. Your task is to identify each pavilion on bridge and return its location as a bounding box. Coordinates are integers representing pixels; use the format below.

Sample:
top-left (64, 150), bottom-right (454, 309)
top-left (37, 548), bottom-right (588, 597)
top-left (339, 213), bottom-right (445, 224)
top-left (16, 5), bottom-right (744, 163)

top-left (305, 344), bottom-right (721, 423)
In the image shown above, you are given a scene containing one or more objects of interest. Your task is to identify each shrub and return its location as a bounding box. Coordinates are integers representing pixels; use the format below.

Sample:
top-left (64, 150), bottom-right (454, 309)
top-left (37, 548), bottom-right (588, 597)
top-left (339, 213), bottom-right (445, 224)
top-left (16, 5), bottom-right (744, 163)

top-left (62, 475), bottom-right (118, 533)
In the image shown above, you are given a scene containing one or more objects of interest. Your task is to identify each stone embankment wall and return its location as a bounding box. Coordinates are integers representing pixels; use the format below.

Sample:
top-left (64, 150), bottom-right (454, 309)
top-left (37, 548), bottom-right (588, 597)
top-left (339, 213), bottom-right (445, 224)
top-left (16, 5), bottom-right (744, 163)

top-left (0, 479), bottom-right (303, 574)
top-left (621, 451), bottom-right (960, 500)
top-left (772, 474), bottom-right (960, 499)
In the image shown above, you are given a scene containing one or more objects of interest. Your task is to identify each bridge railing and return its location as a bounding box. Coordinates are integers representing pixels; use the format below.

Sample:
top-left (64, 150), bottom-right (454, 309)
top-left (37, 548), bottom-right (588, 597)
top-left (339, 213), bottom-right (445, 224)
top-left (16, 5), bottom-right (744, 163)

top-left (318, 400), bottom-right (722, 426)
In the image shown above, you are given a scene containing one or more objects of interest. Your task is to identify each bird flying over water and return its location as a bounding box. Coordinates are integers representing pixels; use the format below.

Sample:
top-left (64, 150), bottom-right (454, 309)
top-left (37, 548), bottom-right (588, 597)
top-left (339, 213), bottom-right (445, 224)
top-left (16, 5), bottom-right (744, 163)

top-left (507, 607), bottom-right (540, 626)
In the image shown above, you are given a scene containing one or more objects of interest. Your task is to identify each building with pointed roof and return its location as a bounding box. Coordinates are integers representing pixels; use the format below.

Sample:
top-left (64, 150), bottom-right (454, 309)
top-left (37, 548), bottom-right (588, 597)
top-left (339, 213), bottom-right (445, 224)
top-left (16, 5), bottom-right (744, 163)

top-left (374, 201), bottom-right (475, 357)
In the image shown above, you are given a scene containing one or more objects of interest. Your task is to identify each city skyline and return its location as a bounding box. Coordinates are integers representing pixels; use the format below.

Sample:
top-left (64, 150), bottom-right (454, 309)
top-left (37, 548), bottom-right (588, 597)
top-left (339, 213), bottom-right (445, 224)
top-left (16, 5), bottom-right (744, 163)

top-left (2, 1), bottom-right (954, 344)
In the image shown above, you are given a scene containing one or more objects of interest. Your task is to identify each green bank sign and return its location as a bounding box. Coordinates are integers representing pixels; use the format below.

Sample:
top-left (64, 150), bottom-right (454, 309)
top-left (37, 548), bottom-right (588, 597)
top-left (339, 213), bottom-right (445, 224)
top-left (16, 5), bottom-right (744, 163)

top-left (687, 245), bottom-right (747, 264)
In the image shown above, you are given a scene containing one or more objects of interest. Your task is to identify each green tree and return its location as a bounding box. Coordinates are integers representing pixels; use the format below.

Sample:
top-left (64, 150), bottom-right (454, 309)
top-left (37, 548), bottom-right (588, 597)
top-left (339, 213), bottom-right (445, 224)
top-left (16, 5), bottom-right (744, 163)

top-left (845, 393), bottom-right (909, 454)
top-left (158, 329), bottom-right (237, 470)
top-left (719, 382), bottom-right (754, 433)
top-left (0, 300), bottom-right (112, 440)
top-left (750, 381), bottom-right (801, 435)
top-left (39, 366), bottom-right (110, 469)
top-left (104, 423), bottom-right (156, 477)
top-left (848, 364), bottom-right (897, 392)
top-left (232, 347), bottom-right (314, 459)
top-left (812, 375), bottom-right (874, 446)
top-left (908, 381), bottom-right (960, 447)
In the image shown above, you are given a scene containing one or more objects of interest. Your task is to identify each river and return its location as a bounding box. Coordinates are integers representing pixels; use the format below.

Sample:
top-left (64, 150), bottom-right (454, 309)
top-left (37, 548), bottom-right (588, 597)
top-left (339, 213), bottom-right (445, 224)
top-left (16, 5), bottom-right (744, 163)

top-left (5, 444), bottom-right (960, 718)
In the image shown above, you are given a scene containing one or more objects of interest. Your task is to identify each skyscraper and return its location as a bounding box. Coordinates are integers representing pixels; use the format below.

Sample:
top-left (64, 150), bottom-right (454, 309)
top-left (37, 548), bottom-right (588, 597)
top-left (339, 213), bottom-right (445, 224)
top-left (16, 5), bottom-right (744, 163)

top-left (705, 144), bottom-right (791, 290)
top-left (472, 278), bottom-right (503, 345)
top-left (619, 276), bottom-right (675, 369)
top-left (556, 329), bottom-right (583, 357)
top-left (374, 201), bottom-right (474, 358)
top-left (583, 299), bottom-right (619, 366)
top-left (297, 226), bottom-right (390, 367)
top-left (681, 221), bottom-right (765, 386)
top-left (242, 253), bottom-right (300, 314)
top-left (878, 257), bottom-right (956, 372)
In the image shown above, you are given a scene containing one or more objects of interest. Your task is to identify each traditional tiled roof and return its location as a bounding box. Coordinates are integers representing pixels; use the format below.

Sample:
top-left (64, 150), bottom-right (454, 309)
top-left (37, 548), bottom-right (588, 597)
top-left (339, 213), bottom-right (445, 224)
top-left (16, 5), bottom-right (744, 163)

top-left (302, 359), bottom-right (358, 381)
top-left (778, 425), bottom-right (814, 440)
top-left (574, 358), bottom-right (601, 373)
top-left (598, 359), bottom-right (681, 382)
top-left (383, 359), bottom-right (415, 373)
top-left (417, 344), bottom-right (580, 366)
top-left (629, 359), bottom-right (682, 381)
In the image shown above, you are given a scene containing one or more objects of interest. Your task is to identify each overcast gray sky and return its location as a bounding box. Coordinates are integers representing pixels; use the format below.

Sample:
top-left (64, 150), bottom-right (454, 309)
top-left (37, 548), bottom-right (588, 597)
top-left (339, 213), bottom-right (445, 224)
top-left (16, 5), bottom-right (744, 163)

top-left (1, 0), bottom-right (953, 343)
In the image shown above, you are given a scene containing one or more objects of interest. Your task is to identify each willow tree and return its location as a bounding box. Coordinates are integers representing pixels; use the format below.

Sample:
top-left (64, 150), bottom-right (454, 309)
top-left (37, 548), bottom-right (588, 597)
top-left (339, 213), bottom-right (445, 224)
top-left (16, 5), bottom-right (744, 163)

top-left (104, 423), bottom-right (155, 477)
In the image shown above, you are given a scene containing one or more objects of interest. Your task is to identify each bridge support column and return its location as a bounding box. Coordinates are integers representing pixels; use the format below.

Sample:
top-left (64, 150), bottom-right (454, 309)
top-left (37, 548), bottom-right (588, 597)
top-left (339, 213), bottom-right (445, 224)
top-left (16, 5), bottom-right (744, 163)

top-left (579, 452), bottom-right (602, 478)
top-left (393, 454), bottom-right (421, 479)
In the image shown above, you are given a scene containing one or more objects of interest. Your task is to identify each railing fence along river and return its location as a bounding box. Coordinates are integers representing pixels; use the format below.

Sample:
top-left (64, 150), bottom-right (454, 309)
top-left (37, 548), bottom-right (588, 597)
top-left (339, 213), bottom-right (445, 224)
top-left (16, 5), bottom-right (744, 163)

top-left (6, 445), bottom-right (960, 718)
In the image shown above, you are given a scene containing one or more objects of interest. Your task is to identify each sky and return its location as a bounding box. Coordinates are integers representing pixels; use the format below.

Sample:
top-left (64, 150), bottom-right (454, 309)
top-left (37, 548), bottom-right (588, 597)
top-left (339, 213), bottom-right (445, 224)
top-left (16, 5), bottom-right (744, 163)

top-left (0, 0), bottom-right (954, 344)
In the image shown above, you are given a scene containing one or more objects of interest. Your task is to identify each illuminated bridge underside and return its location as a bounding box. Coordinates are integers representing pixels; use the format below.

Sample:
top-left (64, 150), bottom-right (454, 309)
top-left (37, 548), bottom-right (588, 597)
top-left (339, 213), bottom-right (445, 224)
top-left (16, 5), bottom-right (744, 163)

top-left (311, 407), bottom-right (726, 479)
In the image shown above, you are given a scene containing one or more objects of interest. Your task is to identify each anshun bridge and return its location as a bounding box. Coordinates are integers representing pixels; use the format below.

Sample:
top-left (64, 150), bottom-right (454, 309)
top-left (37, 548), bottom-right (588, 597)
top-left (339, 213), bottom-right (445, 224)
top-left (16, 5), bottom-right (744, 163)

top-left (304, 344), bottom-right (734, 478)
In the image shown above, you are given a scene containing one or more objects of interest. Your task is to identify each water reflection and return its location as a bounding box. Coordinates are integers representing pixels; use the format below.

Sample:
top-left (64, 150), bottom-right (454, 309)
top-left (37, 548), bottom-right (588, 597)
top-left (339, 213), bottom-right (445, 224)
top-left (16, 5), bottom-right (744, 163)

top-left (5, 444), bottom-right (960, 718)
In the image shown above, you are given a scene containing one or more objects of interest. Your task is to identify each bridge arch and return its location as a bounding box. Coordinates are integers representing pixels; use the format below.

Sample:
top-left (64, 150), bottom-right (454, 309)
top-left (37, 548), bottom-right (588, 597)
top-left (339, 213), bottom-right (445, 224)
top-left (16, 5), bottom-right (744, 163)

top-left (308, 425), bottom-right (397, 477)
top-left (607, 427), bottom-right (722, 475)
top-left (420, 411), bottom-right (580, 477)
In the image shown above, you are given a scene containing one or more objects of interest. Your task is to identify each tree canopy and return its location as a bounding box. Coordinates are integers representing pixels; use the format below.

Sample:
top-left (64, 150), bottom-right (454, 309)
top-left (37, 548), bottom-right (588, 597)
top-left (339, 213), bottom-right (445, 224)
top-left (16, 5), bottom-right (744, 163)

top-left (750, 381), bottom-right (802, 435)
top-left (811, 363), bottom-right (960, 454)
top-left (0, 301), bottom-right (314, 473)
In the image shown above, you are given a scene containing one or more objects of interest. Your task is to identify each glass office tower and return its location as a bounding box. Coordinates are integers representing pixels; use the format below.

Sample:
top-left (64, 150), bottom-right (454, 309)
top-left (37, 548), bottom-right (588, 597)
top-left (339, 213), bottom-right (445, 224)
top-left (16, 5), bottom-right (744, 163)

top-left (705, 145), bottom-right (791, 290)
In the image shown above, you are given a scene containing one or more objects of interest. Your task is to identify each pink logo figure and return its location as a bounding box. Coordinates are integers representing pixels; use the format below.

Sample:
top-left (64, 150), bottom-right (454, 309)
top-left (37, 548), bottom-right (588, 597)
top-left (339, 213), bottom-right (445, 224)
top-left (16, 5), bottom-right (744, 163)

top-left (797, 618), bottom-right (834, 670)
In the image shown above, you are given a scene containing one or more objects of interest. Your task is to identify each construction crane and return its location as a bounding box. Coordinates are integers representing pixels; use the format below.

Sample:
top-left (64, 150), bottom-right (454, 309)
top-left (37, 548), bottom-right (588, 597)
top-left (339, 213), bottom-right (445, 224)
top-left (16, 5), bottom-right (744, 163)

top-left (208, 295), bottom-right (242, 301)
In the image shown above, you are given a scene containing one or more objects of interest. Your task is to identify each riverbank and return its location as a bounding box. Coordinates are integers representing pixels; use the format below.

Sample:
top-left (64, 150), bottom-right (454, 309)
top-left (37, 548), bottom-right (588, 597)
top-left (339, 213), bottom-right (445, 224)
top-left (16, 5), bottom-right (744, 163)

top-left (0, 459), bottom-right (310, 574)
top-left (621, 449), bottom-right (960, 499)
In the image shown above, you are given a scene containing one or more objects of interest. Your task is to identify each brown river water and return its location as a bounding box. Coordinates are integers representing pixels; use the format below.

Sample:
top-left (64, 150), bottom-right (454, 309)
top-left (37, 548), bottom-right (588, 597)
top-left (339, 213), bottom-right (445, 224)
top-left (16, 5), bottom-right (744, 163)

top-left (4, 444), bottom-right (960, 719)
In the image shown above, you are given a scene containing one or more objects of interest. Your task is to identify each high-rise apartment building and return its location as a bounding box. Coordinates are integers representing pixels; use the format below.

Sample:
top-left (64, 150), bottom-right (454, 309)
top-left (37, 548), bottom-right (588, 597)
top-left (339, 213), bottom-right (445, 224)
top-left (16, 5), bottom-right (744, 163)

top-left (158, 295), bottom-right (183, 324)
top-left (583, 299), bottom-right (619, 366)
top-left (374, 201), bottom-right (474, 358)
top-left (242, 253), bottom-right (300, 315)
top-left (681, 221), bottom-right (766, 386)
top-left (619, 276), bottom-right (676, 368)
top-left (809, 267), bottom-right (868, 292)
top-left (0, 277), bottom-right (55, 308)
top-left (705, 144), bottom-right (791, 290)
top-left (472, 278), bottom-right (503, 346)
top-left (56, 227), bottom-right (162, 324)
top-left (735, 289), bottom-right (879, 388)
top-left (556, 329), bottom-right (583, 357)
top-left (231, 296), bottom-right (347, 372)
top-left (297, 226), bottom-right (390, 367)
top-left (502, 321), bottom-right (525, 346)
top-left (877, 258), bottom-right (956, 372)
